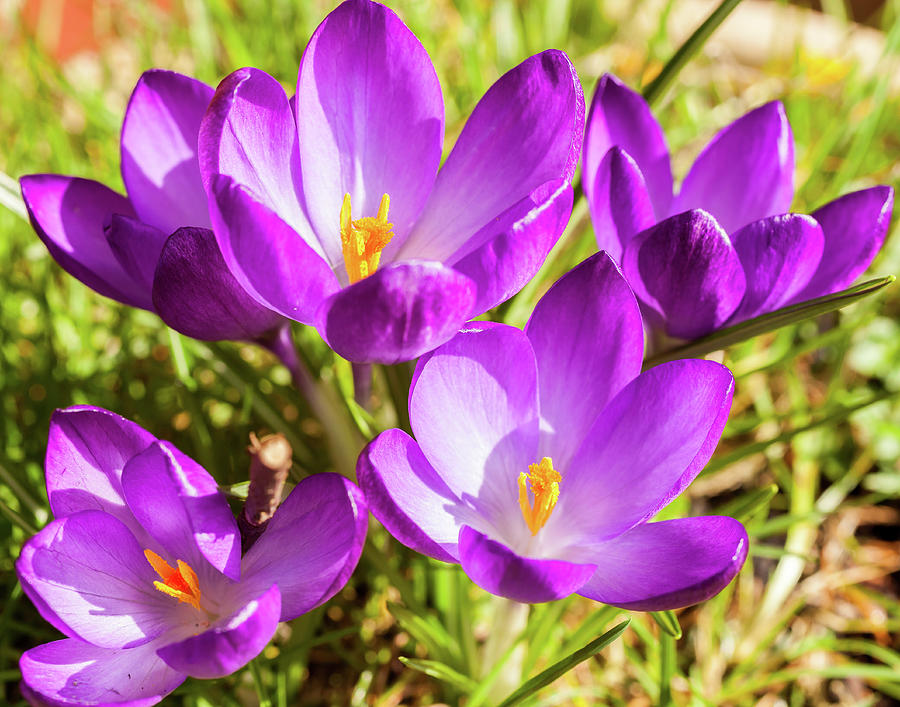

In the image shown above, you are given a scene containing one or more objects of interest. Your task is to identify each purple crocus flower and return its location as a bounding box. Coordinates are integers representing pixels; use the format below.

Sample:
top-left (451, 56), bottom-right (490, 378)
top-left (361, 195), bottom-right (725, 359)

top-left (358, 251), bottom-right (747, 605)
top-left (583, 74), bottom-right (894, 340)
top-left (20, 70), bottom-right (284, 343)
top-left (199, 0), bottom-right (584, 364)
top-left (17, 406), bottom-right (367, 706)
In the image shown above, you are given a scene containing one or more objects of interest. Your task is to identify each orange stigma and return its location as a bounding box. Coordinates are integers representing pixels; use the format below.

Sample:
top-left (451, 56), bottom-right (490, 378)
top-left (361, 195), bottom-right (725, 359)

top-left (340, 193), bottom-right (394, 284)
top-left (144, 549), bottom-right (202, 611)
top-left (518, 457), bottom-right (561, 535)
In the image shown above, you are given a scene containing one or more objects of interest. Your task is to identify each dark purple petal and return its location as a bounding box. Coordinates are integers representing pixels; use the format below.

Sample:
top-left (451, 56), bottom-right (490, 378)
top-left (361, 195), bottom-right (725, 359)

top-left (20, 175), bottom-right (147, 309)
top-left (796, 186), bottom-right (895, 300)
top-left (401, 49), bottom-right (584, 261)
top-left (20, 638), bottom-right (185, 707)
top-left (297, 0), bottom-right (444, 260)
top-left (152, 226), bottom-right (284, 341)
top-left (121, 441), bottom-right (241, 581)
top-left (525, 251), bottom-right (643, 468)
top-left (358, 429), bottom-right (462, 563)
top-left (728, 214), bottom-right (824, 323)
top-left (240, 474), bottom-right (368, 620)
top-left (458, 526), bottom-right (596, 603)
top-left (208, 176), bottom-right (340, 325)
top-left (583, 74), bottom-right (672, 219)
top-left (622, 210), bottom-right (746, 339)
top-left (673, 102), bottom-right (794, 233)
top-left (104, 214), bottom-right (169, 301)
top-left (120, 70), bottom-right (213, 232)
top-left (157, 584), bottom-right (280, 679)
top-left (16, 511), bottom-right (174, 649)
top-left (577, 516), bottom-right (748, 610)
top-left (318, 260), bottom-right (476, 364)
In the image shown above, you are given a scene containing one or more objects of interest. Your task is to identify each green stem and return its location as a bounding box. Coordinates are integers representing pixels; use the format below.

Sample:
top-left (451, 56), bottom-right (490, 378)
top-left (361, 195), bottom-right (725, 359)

top-left (248, 659), bottom-right (272, 707)
top-left (481, 597), bottom-right (529, 703)
top-left (659, 632), bottom-right (676, 707)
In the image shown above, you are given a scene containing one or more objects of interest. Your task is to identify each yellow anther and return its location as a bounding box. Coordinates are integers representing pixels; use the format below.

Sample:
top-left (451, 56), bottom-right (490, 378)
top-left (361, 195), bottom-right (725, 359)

top-left (340, 193), bottom-right (394, 284)
top-left (144, 549), bottom-right (203, 611)
top-left (518, 457), bottom-right (562, 535)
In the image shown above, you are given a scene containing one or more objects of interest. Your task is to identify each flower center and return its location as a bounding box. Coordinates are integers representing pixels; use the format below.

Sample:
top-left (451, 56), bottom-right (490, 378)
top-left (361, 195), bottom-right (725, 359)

top-left (144, 549), bottom-right (203, 611)
top-left (518, 457), bottom-right (561, 535)
top-left (340, 192), bottom-right (394, 284)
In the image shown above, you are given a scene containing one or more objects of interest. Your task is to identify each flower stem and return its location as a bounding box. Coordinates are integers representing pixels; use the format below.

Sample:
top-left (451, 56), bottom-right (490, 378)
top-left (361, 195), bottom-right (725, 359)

top-left (248, 658), bottom-right (272, 707)
top-left (352, 362), bottom-right (372, 409)
top-left (481, 596), bottom-right (529, 703)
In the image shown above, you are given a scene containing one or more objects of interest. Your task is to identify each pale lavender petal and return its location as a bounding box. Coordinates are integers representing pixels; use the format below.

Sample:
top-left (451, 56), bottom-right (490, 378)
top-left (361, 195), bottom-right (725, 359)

top-left (796, 186), bottom-right (895, 300)
top-left (358, 429), bottom-right (462, 563)
top-left (525, 251), bottom-right (643, 468)
top-left (317, 260), bottom-right (476, 364)
top-left (622, 210), bottom-right (746, 339)
top-left (20, 638), bottom-right (185, 707)
top-left (20, 175), bottom-right (146, 309)
top-left (583, 74), bottom-right (672, 219)
top-left (297, 0), bottom-right (444, 261)
top-left (577, 516), bottom-right (748, 610)
top-left (729, 213), bottom-right (823, 323)
top-left (16, 511), bottom-right (175, 649)
top-left (674, 102), bottom-right (794, 232)
top-left (400, 49), bottom-right (583, 261)
top-left (104, 214), bottom-right (169, 304)
top-left (458, 526), bottom-right (596, 603)
top-left (240, 473), bottom-right (367, 620)
top-left (121, 441), bottom-right (241, 581)
top-left (152, 227), bottom-right (284, 341)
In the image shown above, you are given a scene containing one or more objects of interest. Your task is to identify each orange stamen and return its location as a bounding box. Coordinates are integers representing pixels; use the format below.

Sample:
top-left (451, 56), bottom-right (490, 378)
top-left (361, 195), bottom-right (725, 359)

top-left (518, 457), bottom-right (562, 535)
top-left (144, 549), bottom-right (203, 611)
top-left (340, 193), bottom-right (394, 284)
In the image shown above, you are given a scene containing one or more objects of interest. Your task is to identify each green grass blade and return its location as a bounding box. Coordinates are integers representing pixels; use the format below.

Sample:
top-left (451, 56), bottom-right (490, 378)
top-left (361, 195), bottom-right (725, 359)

top-left (650, 610), bottom-right (683, 639)
top-left (397, 657), bottom-right (477, 693)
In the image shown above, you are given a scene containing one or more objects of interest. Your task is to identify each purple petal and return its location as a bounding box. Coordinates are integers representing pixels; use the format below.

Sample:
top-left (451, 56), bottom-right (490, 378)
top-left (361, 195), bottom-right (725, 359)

top-left (728, 213), bottom-right (824, 323)
top-left (20, 638), bottom-right (185, 707)
top-left (458, 526), bottom-right (596, 603)
top-left (317, 260), bottom-right (476, 364)
top-left (401, 49), bottom-right (584, 261)
top-left (120, 70), bottom-right (213, 232)
top-left (358, 429), bottom-right (462, 563)
top-left (674, 102), bottom-right (794, 233)
top-left (583, 74), bottom-right (672, 219)
top-left (20, 174), bottom-right (147, 309)
top-left (156, 584), bottom-right (280, 679)
top-left (797, 186), bottom-right (895, 300)
top-left (450, 180), bottom-right (574, 315)
top-left (152, 226), bottom-right (284, 341)
top-left (577, 516), bottom-right (748, 610)
top-left (208, 176), bottom-right (340, 325)
top-left (121, 441), bottom-right (241, 581)
top-left (525, 251), bottom-right (643, 468)
top-left (296, 0), bottom-right (444, 261)
top-left (622, 210), bottom-right (747, 339)
top-left (240, 473), bottom-right (368, 620)
top-left (548, 360), bottom-right (734, 547)
top-left (104, 215), bottom-right (169, 303)
top-left (16, 511), bottom-right (175, 649)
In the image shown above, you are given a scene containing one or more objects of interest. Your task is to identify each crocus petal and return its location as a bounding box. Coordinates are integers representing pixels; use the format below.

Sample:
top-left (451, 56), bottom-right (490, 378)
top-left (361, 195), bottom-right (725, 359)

top-left (458, 526), bottom-right (596, 603)
top-left (297, 0), bottom-right (444, 261)
top-left (728, 213), bottom-right (824, 323)
top-left (152, 226), bottom-right (284, 341)
top-left (622, 210), bottom-right (746, 339)
top-left (450, 180), bottom-right (574, 315)
top-left (241, 473), bottom-right (367, 620)
top-left (16, 511), bottom-right (175, 649)
top-left (674, 101), bottom-right (794, 233)
top-left (409, 324), bottom-right (539, 543)
top-left (525, 251), bottom-right (643, 468)
top-left (317, 260), bottom-right (476, 364)
top-left (358, 429), bottom-right (462, 563)
top-left (796, 186), bottom-right (895, 300)
top-left (20, 174), bottom-right (146, 309)
top-left (120, 70), bottom-right (213, 232)
top-left (583, 74), bottom-right (672, 219)
top-left (577, 516), bottom-right (748, 610)
top-left (157, 584), bottom-right (280, 679)
top-left (20, 638), bottom-right (185, 707)
top-left (208, 176), bottom-right (340, 325)
top-left (104, 215), bottom-right (169, 305)
top-left (121, 441), bottom-right (241, 581)
top-left (400, 49), bottom-right (584, 260)
top-left (547, 360), bottom-right (734, 548)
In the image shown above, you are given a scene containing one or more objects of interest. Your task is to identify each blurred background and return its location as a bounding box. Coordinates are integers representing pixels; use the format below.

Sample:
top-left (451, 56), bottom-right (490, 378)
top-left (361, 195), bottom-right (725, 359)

top-left (1, 0), bottom-right (899, 705)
